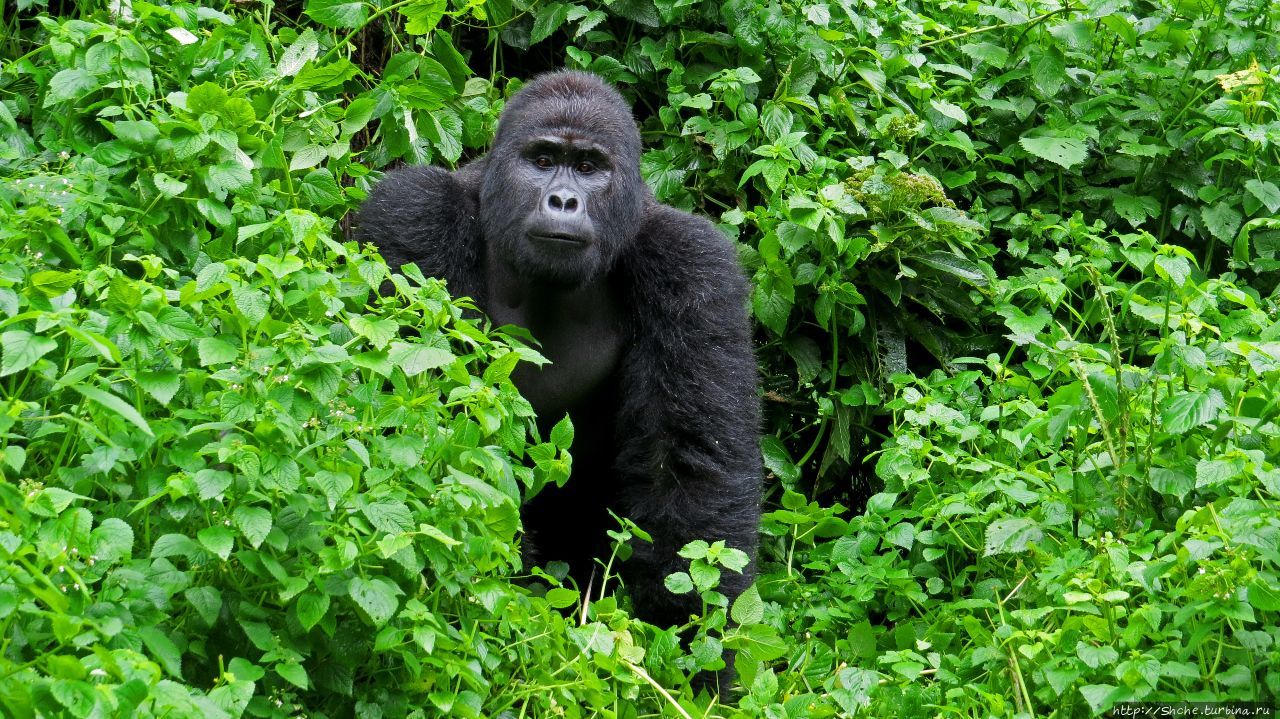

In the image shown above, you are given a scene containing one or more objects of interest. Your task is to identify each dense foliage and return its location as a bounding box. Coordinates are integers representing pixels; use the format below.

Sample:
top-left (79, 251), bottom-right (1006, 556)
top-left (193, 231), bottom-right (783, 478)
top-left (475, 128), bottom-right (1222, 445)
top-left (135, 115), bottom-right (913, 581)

top-left (2, 0), bottom-right (1278, 716)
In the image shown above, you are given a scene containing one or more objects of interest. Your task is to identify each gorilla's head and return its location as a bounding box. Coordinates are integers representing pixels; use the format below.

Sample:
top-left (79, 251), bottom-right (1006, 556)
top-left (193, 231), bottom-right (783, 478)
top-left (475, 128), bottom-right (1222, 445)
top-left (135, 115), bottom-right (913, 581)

top-left (480, 71), bottom-right (648, 288)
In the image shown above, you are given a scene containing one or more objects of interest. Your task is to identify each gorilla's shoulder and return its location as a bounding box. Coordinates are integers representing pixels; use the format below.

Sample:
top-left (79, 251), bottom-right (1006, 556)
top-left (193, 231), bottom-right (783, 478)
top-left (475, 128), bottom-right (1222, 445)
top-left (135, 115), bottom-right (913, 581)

top-left (626, 202), bottom-right (749, 311)
top-left (355, 164), bottom-right (482, 285)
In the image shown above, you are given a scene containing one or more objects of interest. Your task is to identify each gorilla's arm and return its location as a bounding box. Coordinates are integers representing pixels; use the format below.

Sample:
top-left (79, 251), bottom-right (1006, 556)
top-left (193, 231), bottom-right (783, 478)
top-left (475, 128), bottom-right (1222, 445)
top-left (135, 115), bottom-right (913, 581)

top-left (615, 204), bottom-right (762, 626)
top-left (354, 163), bottom-right (485, 300)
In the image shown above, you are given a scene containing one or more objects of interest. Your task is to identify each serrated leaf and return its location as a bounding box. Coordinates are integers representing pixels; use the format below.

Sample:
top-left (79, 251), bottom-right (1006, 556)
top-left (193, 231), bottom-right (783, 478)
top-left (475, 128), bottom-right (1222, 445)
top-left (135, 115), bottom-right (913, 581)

top-left (362, 500), bottom-right (413, 534)
top-left (278, 28), bottom-right (319, 77)
top-left (983, 517), bottom-right (1043, 555)
top-left (138, 370), bottom-right (181, 405)
top-left (185, 586), bottom-right (222, 626)
top-left (89, 518), bottom-right (133, 563)
top-left (45, 68), bottom-right (99, 105)
top-left (350, 315), bottom-right (397, 349)
top-left (730, 584), bottom-right (764, 625)
top-left (915, 251), bottom-right (988, 285)
top-left (1019, 134), bottom-right (1088, 168)
top-left (550, 415), bottom-right (574, 450)
top-left (296, 591), bottom-right (330, 630)
top-left (1202, 201), bottom-right (1242, 242)
top-left (1245, 179), bottom-right (1280, 213)
top-left (929, 99), bottom-right (968, 124)
top-left (388, 342), bottom-right (454, 377)
top-left (304, 0), bottom-right (367, 28)
top-left (1, 330), bottom-right (57, 376)
top-left (664, 572), bottom-right (694, 594)
top-left (232, 286), bottom-right (269, 326)
top-left (198, 337), bottom-right (238, 366)
top-left (198, 526), bottom-right (235, 560)
top-left (1160, 389), bottom-right (1224, 434)
top-left (232, 506), bottom-right (272, 548)
top-left (276, 662), bottom-right (309, 689)
top-left (348, 576), bottom-right (399, 626)
top-left (73, 384), bottom-right (153, 436)
top-left (531, 2), bottom-right (572, 44)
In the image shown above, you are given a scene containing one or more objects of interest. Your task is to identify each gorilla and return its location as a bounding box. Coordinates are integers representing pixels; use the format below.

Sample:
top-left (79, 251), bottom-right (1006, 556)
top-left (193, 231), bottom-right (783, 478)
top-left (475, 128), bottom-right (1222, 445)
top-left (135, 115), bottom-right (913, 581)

top-left (356, 71), bottom-right (761, 671)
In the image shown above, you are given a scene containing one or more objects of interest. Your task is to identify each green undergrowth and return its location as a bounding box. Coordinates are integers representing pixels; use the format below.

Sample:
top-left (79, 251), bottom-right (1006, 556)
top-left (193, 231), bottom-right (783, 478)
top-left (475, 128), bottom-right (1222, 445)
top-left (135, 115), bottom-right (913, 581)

top-left (1, 0), bottom-right (1279, 717)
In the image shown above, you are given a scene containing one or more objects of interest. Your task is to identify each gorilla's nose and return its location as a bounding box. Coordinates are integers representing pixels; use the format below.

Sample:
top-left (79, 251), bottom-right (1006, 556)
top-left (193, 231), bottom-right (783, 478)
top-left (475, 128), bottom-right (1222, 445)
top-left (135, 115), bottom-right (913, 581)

top-left (545, 189), bottom-right (581, 214)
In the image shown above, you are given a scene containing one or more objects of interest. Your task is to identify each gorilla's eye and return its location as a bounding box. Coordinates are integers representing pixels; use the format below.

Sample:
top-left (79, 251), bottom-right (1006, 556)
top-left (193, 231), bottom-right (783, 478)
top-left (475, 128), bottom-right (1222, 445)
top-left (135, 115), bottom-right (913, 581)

top-left (534, 155), bottom-right (554, 169)
top-left (576, 162), bottom-right (596, 175)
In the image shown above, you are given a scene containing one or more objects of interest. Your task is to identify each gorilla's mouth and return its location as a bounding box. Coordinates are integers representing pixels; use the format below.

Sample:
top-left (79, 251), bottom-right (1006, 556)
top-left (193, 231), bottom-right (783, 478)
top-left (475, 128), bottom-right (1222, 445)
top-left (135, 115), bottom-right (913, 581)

top-left (529, 232), bottom-right (589, 247)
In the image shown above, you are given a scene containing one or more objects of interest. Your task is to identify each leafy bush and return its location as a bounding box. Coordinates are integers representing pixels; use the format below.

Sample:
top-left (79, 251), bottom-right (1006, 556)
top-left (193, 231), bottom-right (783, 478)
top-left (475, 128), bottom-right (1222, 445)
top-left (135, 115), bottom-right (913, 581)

top-left (2, 0), bottom-right (1279, 716)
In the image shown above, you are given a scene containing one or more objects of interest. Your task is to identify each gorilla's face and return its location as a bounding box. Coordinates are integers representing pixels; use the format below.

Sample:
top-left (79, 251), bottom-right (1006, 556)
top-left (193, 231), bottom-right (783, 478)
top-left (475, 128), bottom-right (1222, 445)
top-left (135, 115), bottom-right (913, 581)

top-left (480, 73), bottom-right (647, 288)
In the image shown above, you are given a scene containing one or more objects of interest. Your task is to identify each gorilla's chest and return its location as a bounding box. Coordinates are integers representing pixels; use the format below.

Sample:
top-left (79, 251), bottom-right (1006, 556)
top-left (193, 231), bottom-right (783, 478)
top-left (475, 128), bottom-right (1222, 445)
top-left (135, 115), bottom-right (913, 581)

top-left (485, 279), bottom-right (625, 420)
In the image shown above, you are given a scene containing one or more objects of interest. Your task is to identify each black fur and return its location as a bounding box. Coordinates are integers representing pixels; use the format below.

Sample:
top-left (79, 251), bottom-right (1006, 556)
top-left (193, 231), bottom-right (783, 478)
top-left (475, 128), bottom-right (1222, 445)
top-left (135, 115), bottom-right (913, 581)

top-left (356, 71), bottom-right (761, 685)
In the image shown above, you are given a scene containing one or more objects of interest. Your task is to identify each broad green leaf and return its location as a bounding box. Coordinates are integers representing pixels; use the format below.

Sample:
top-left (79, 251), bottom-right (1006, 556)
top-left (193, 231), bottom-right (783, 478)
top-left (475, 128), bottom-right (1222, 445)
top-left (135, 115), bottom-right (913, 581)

top-left (276, 662), bottom-right (309, 689)
top-left (1245, 179), bottom-right (1280, 213)
top-left (232, 506), bottom-right (272, 548)
top-left (89, 518), bottom-right (133, 563)
top-left (348, 576), bottom-right (399, 626)
top-left (198, 337), bottom-right (239, 366)
top-left (1, 330), bottom-right (57, 376)
top-left (1019, 134), bottom-right (1088, 168)
top-left (44, 68), bottom-right (98, 105)
top-left (139, 627), bottom-right (183, 678)
top-left (730, 584), bottom-right (764, 625)
top-left (198, 526), bottom-right (235, 560)
top-left (296, 591), bottom-right (330, 630)
top-left (304, 0), bottom-right (367, 28)
top-left (1202, 201), bottom-right (1242, 242)
top-left (401, 0), bottom-right (446, 34)
top-left (664, 572), bottom-right (694, 594)
top-left (983, 517), bottom-right (1043, 555)
top-left (1160, 389), bottom-right (1225, 434)
top-left (388, 342), bottom-right (454, 377)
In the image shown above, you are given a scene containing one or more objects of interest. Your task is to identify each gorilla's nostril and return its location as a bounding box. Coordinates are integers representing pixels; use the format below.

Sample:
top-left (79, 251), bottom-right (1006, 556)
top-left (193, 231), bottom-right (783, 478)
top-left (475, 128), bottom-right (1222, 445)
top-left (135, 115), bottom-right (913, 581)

top-left (564, 197), bottom-right (578, 211)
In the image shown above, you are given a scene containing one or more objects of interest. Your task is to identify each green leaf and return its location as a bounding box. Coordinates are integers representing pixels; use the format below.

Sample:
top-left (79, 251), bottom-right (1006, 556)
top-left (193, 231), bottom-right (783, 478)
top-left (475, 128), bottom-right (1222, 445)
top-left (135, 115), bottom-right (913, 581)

top-left (928, 99), bottom-right (968, 125)
top-left (730, 584), bottom-right (764, 625)
top-left (276, 662), bottom-right (309, 689)
top-left (531, 2), bottom-right (571, 44)
top-left (350, 315), bottom-right (397, 350)
top-left (1202, 201), bottom-right (1242, 242)
top-left (304, 0), bottom-right (367, 28)
top-left (137, 370), bottom-right (181, 405)
top-left (348, 576), bottom-right (400, 626)
top-left (664, 572), bottom-right (694, 594)
top-left (1245, 179), bottom-right (1280, 213)
top-left (1019, 134), bottom-right (1088, 168)
top-left (205, 162), bottom-right (253, 196)
top-left (983, 517), bottom-right (1043, 555)
top-left (1160, 389), bottom-right (1224, 434)
top-left (388, 341), bottom-right (454, 377)
top-left (401, 0), bottom-right (446, 34)
top-left (232, 506), bottom-right (272, 549)
top-left (185, 586), bottom-right (223, 626)
top-left (915, 252), bottom-right (988, 286)
top-left (296, 591), bottom-right (330, 630)
top-left (545, 587), bottom-right (580, 609)
top-left (72, 384), bottom-right (153, 437)
top-left (45, 68), bottom-right (99, 105)
top-left (550, 415), bottom-right (574, 450)
top-left (198, 526), bottom-right (235, 560)
top-left (112, 120), bottom-right (160, 150)
top-left (198, 337), bottom-right (239, 366)
top-left (232, 287), bottom-right (269, 326)
top-left (139, 627), bottom-right (183, 678)
top-left (1, 330), bottom-right (57, 376)
top-left (89, 518), bottom-right (134, 563)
